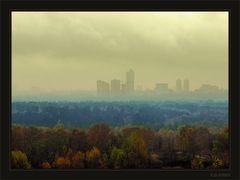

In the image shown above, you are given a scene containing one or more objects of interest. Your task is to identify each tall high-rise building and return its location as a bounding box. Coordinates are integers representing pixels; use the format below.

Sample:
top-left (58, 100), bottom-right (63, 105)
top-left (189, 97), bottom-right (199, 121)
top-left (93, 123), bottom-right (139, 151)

top-left (183, 79), bottom-right (190, 92)
top-left (176, 79), bottom-right (182, 92)
top-left (110, 79), bottom-right (121, 95)
top-left (121, 83), bottom-right (127, 94)
top-left (126, 69), bottom-right (135, 93)
top-left (97, 80), bottom-right (110, 96)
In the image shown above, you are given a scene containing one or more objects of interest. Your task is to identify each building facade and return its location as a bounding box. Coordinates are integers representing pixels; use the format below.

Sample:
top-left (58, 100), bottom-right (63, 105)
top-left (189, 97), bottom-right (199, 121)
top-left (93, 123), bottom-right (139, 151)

top-left (126, 69), bottom-right (135, 93)
top-left (97, 80), bottom-right (110, 96)
top-left (110, 79), bottom-right (121, 95)
top-left (183, 79), bottom-right (190, 92)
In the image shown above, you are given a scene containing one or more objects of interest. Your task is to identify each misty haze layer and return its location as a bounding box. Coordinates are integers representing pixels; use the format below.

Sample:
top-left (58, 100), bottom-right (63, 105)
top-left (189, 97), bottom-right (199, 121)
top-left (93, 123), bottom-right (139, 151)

top-left (12, 12), bottom-right (228, 99)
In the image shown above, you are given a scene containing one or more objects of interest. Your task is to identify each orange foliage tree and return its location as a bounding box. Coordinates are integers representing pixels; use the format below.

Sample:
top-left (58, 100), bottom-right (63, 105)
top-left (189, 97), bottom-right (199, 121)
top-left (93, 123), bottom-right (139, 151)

top-left (41, 161), bottom-right (51, 169)
top-left (71, 151), bottom-right (85, 168)
top-left (52, 156), bottom-right (71, 169)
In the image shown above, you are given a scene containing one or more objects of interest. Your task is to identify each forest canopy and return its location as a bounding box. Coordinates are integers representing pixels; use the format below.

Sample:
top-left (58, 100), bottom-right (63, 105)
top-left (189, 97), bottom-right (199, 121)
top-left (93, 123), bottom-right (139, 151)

top-left (11, 123), bottom-right (229, 169)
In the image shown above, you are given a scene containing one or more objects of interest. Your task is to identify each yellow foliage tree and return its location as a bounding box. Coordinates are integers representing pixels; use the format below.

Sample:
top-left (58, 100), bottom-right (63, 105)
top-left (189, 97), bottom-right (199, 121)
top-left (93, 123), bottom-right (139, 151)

top-left (11, 150), bottom-right (31, 169)
top-left (86, 147), bottom-right (101, 168)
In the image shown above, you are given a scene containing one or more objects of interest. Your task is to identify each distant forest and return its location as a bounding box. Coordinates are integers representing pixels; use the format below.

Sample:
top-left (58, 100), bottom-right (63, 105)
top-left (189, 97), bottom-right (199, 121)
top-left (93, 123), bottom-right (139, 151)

top-left (11, 124), bottom-right (229, 169)
top-left (12, 101), bottom-right (228, 129)
top-left (11, 101), bottom-right (229, 169)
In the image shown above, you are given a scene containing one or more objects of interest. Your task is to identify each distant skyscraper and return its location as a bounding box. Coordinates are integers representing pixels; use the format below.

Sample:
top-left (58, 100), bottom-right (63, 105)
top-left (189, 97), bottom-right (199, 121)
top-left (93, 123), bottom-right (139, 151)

top-left (97, 80), bottom-right (110, 96)
top-left (121, 83), bottom-right (127, 94)
top-left (155, 83), bottom-right (168, 92)
top-left (110, 79), bottom-right (121, 95)
top-left (183, 79), bottom-right (190, 92)
top-left (126, 69), bottom-right (135, 93)
top-left (176, 79), bottom-right (182, 92)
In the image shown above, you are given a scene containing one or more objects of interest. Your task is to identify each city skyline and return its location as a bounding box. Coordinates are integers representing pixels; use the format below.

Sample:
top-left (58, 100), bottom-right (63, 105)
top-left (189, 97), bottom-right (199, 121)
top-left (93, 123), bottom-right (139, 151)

top-left (12, 12), bottom-right (228, 95)
top-left (96, 69), bottom-right (227, 97)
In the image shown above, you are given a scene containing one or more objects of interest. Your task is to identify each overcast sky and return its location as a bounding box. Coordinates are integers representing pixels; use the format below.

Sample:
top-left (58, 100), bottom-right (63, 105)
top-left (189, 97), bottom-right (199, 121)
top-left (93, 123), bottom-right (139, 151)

top-left (12, 12), bottom-right (228, 93)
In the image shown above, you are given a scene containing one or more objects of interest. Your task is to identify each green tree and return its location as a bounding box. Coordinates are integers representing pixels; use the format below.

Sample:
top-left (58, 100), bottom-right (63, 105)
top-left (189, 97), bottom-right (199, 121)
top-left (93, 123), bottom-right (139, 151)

top-left (109, 147), bottom-right (125, 168)
top-left (122, 132), bottom-right (149, 168)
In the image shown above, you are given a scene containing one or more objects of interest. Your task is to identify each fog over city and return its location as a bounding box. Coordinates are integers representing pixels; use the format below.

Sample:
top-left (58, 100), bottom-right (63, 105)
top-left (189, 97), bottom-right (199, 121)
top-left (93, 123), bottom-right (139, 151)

top-left (12, 12), bottom-right (228, 100)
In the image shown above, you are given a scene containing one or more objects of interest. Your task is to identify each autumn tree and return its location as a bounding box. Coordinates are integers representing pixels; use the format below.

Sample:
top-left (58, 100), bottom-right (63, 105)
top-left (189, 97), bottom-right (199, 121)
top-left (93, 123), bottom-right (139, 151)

top-left (87, 124), bottom-right (112, 153)
top-left (12, 125), bottom-right (42, 157)
top-left (99, 153), bottom-right (108, 168)
top-left (27, 124), bottom-right (70, 168)
top-left (70, 129), bottom-right (88, 152)
top-left (159, 129), bottom-right (177, 163)
top-left (51, 124), bottom-right (70, 155)
top-left (11, 125), bottom-right (27, 153)
top-left (52, 156), bottom-right (71, 169)
top-left (138, 128), bottom-right (158, 152)
top-left (212, 128), bottom-right (229, 168)
top-left (191, 155), bottom-right (212, 169)
top-left (122, 132), bottom-right (149, 168)
top-left (71, 151), bottom-right (85, 168)
top-left (109, 147), bottom-right (125, 168)
top-left (41, 161), bottom-right (51, 169)
top-left (29, 128), bottom-right (55, 168)
top-left (86, 147), bottom-right (101, 168)
top-left (194, 126), bottom-right (212, 155)
top-left (178, 126), bottom-right (199, 159)
top-left (149, 153), bottom-right (163, 168)
top-left (108, 133), bottom-right (124, 152)
top-left (11, 150), bottom-right (31, 169)
top-left (121, 127), bottom-right (141, 137)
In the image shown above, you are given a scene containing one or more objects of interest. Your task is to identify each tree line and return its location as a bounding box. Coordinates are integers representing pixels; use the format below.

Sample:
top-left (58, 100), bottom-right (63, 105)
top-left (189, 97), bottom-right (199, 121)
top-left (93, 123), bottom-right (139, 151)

top-left (12, 101), bottom-right (228, 129)
top-left (11, 123), bottom-right (229, 169)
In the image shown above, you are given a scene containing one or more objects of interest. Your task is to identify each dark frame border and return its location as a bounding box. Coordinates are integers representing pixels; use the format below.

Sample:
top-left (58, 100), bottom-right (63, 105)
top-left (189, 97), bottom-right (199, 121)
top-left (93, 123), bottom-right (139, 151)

top-left (0, 0), bottom-right (239, 180)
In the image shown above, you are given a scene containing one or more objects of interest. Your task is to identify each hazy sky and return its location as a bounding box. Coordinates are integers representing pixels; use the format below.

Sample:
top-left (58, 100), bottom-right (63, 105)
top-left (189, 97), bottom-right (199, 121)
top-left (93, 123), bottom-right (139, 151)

top-left (12, 12), bottom-right (228, 93)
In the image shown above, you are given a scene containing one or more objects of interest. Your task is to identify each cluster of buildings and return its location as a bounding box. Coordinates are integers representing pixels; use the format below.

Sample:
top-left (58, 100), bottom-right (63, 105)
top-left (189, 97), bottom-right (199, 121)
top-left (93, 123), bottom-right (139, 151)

top-left (96, 69), bottom-right (226, 97)
top-left (155, 79), bottom-right (190, 93)
top-left (97, 69), bottom-right (135, 96)
top-left (175, 79), bottom-right (190, 92)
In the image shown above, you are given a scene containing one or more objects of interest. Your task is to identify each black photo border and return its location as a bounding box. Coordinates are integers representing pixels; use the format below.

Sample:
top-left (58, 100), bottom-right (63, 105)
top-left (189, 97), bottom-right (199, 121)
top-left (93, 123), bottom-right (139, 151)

top-left (0, 0), bottom-right (240, 180)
